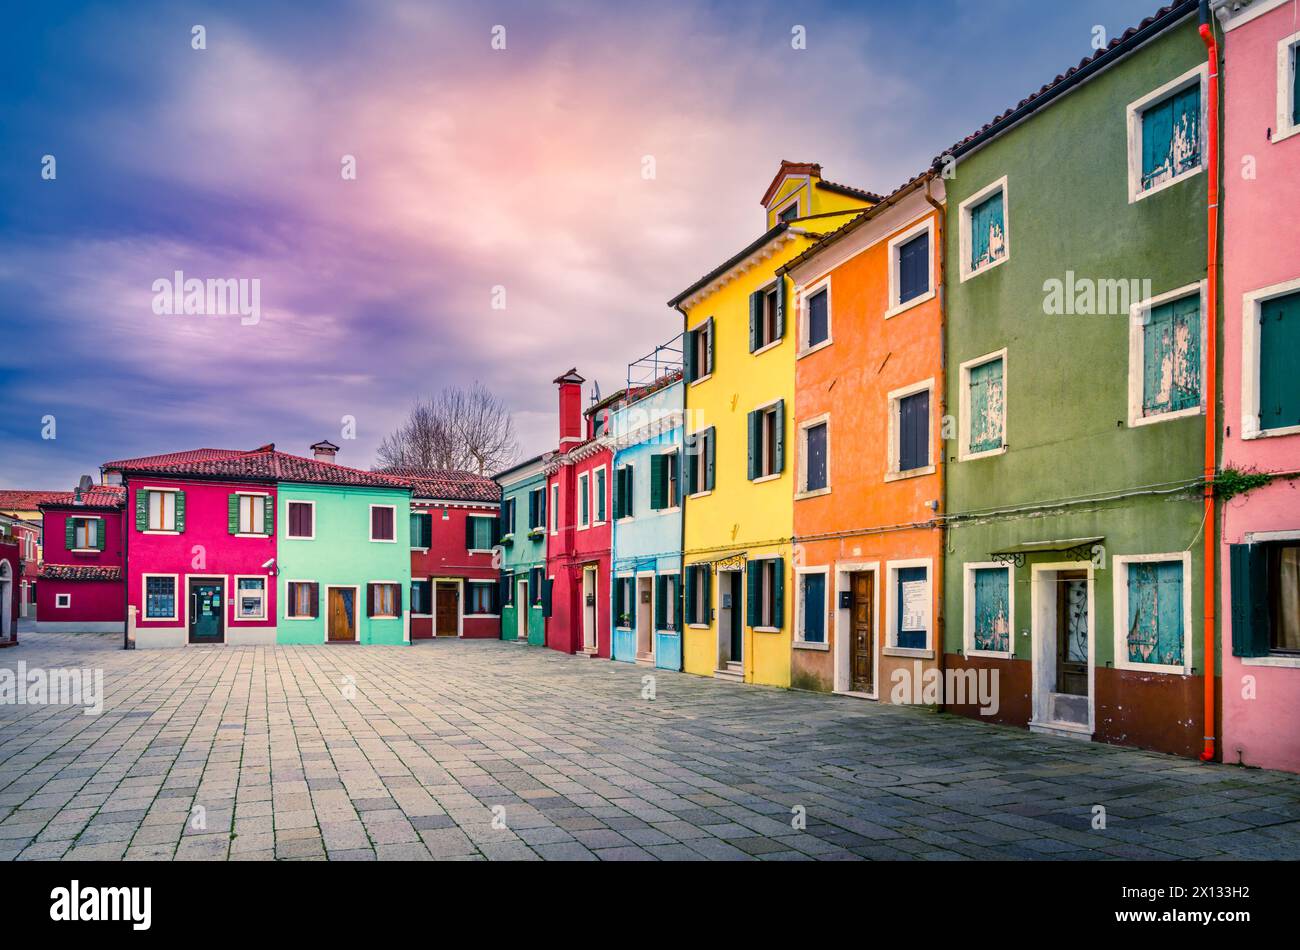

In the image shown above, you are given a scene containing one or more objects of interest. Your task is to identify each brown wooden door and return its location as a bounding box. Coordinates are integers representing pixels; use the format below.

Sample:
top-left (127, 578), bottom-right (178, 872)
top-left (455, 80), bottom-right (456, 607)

top-left (850, 572), bottom-right (874, 693)
top-left (435, 581), bottom-right (459, 636)
top-left (328, 588), bottom-right (355, 641)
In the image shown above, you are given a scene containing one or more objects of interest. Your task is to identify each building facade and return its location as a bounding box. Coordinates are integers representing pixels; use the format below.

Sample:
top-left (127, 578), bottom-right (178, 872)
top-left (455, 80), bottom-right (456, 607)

top-left (495, 454), bottom-right (548, 646)
top-left (610, 362), bottom-right (685, 670)
top-left (1215, 0), bottom-right (1300, 771)
top-left (671, 161), bottom-right (875, 686)
top-left (36, 485), bottom-right (127, 633)
top-left (0, 490), bottom-right (61, 618)
top-left (940, 3), bottom-right (1213, 756)
top-left (784, 174), bottom-right (946, 701)
top-left (0, 537), bottom-right (18, 644)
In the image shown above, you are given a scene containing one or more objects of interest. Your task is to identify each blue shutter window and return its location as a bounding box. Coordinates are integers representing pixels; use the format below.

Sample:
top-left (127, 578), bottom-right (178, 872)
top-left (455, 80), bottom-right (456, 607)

top-left (898, 390), bottom-right (930, 472)
top-left (1259, 291), bottom-right (1300, 432)
top-left (972, 568), bottom-right (1010, 653)
top-left (897, 231), bottom-right (929, 304)
top-left (968, 357), bottom-right (1005, 453)
top-left (968, 190), bottom-right (1006, 272)
top-left (1126, 561), bottom-right (1185, 666)
top-left (1142, 294), bottom-right (1201, 417)
top-left (895, 566), bottom-right (928, 650)
top-left (801, 573), bottom-right (826, 644)
top-left (805, 422), bottom-right (827, 492)
top-left (1141, 84), bottom-right (1201, 191)
top-left (807, 288), bottom-right (829, 347)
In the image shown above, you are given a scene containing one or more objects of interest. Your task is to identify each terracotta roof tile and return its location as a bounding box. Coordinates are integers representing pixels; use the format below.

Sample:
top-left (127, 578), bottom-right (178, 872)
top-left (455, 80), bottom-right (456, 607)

top-left (101, 448), bottom-right (245, 470)
top-left (0, 491), bottom-right (66, 513)
top-left (115, 447), bottom-right (412, 490)
top-left (39, 563), bottom-right (122, 582)
top-left (378, 468), bottom-right (502, 503)
top-left (39, 486), bottom-right (127, 510)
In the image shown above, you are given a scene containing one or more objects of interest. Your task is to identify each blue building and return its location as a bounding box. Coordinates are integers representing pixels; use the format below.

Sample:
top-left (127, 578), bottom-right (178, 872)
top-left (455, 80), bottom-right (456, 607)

top-left (494, 453), bottom-right (549, 645)
top-left (610, 340), bottom-right (684, 670)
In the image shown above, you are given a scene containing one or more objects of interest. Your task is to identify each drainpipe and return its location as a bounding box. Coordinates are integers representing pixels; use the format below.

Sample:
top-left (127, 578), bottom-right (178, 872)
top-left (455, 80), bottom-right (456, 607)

top-left (674, 304), bottom-right (689, 672)
top-left (1198, 0), bottom-right (1219, 762)
top-left (923, 173), bottom-right (947, 698)
top-left (122, 476), bottom-right (131, 650)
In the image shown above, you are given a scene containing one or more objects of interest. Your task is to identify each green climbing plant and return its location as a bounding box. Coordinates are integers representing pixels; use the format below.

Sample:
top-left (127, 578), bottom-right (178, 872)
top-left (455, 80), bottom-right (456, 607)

top-left (1213, 466), bottom-right (1275, 502)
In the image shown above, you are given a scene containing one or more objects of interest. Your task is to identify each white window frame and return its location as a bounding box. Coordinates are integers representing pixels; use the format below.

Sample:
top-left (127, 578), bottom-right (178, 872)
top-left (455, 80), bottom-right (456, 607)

top-left (1276, 31), bottom-right (1300, 144)
top-left (885, 216), bottom-right (937, 318)
top-left (592, 464), bottom-right (608, 525)
top-left (285, 500), bottom-right (315, 540)
top-left (615, 571), bottom-right (635, 630)
top-left (55, 593), bottom-right (71, 609)
top-left (577, 472), bottom-right (591, 530)
top-left (550, 483), bottom-right (559, 535)
top-left (752, 398), bottom-right (783, 483)
top-left (796, 412), bottom-right (831, 499)
top-left (368, 503), bottom-right (397, 543)
top-left (466, 514), bottom-right (495, 554)
top-left (957, 175), bottom-right (1010, 282)
top-left (236, 491), bottom-right (270, 537)
top-left (1241, 275), bottom-right (1300, 440)
top-left (656, 570), bottom-right (680, 633)
top-left (687, 429), bottom-right (712, 499)
top-left (794, 565), bottom-right (831, 650)
top-left (885, 377), bottom-right (936, 481)
top-left (615, 464), bottom-right (635, 523)
top-left (465, 580), bottom-right (499, 618)
top-left (143, 487), bottom-right (179, 533)
top-left (753, 280), bottom-right (783, 356)
top-left (1127, 281), bottom-right (1207, 428)
top-left (962, 561), bottom-right (1015, 659)
top-left (369, 580), bottom-right (402, 620)
top-left (686, 563), bottom-right (712, 628)
top-left (688, 320), bottom-right (713, 386)
top-left (142, 573), bottom-right (179, 622)
top-left (1111, 551), bottom-right (1194, 675)
top-left (233, 574), bottom-right (267, 621)
top-left (798, 277), bottom-right (833, 357)
top-left (71, 516), bottom-right (102, 552)
top-left (958, 348), bottom-right (1008, 461)
top-left (883, 558), bottom-right (934, 658)
top-left (772, 192), bottom-right (802, 225)
top-left (1126, 63), bottom-right (1209, 203)
top-left (284, 579), bottom-right (317, 620)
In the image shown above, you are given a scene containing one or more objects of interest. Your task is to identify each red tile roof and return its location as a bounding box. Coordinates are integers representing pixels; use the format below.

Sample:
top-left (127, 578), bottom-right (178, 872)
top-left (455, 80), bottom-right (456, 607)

top-left (115, 447), bottom-right (412, 490)
top-left (39, 486), bottom-right (127, 511)
top-left (379, 468), bottom-right (502, 503)
top-left (101, 448), bottom-right (246, 470)
top-left (0, 491), bottom-right (66, 514)
top-left (39, 563), bottom-right (122, 582)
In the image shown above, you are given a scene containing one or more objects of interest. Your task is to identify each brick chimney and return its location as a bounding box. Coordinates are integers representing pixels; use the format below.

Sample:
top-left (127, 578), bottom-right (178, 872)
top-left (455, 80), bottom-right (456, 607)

top-left (554, 369), bottom-right (585, 446)
top-left (311, 440), bottom-right (340, 462)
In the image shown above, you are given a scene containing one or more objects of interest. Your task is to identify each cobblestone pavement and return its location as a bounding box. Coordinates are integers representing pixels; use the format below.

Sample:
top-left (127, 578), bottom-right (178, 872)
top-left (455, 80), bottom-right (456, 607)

top-left (1, 631), bottom-right (1298, 861)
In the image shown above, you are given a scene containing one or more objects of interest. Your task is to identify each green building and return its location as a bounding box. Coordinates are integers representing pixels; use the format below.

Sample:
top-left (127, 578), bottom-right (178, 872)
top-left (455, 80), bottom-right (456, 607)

top-left (495, 453), bottom-right (548, 645)
top-left (939, 1), bottom-right (1212, 757)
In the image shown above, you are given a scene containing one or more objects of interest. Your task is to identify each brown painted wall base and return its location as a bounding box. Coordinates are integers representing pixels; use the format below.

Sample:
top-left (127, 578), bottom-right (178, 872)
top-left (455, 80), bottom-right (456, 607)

top-left (942, 653), bottom-right (1032, 727)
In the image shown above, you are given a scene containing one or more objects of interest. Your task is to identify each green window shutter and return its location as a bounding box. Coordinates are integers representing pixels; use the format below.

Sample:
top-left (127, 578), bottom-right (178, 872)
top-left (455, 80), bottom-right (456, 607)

top-left (774, 276), bottom-right (785, 340)
top-left (1229, 544), bottom-right (1271, 657)
top-left (228, 494), bottom-right (240, 534)
top-left (65, 518), bottom-right (76, 550)
top-left (684, 327), bottom-right (697, 382)
top-left (95, 520), bottom-right (106, 550)
top-left (650, 456), bottom-right (665, 509)
top-left (705, 317), bottom-right (715, 375)
top-left (774, 400), bottom-right (785, 473)
top-left (772, 558), bottom-right (784, 629)
top-left (746, 562), bottom-right (758, 627)
top-left (174, 491), bottom-right (186, 532)
top-left (1260, 291), bottom-right (1300, 431)
top-left (969, 358), bottom-right (1005, 452)
top-left (1142, 295), bottom-right (1201, 417)
top-left (747, 410), bottom-right (758, 480)
top-left (1141, 85), bottom-right (1200, 191)
top-left (1293, 45), bottom-right (1300, 124)
top-left (410, 513), bottom-right (421, 547)
top-left (705, 428), bottom-right (716, 490)
top-left (614, 576), bottom-right (624, 621)
top-left (135, 490), bottom-right (149, 531)
top-left (684, 438), bottom-right (696, 496)
top-left (542, 578), bottom-right (554, 618)
top-left (465, 515), bottom-right (475, 549)
top-left (613, 469), bottom-right (623, 520)
top-left (704, 565), bottom-right (713, 618)
top-left (596, 469), bottom-right (606, 522)
top-left (683, 567), bottom-right (695, 625)
top-left (749, 290), bottom-right (760, 352)
top-left (624, 465), bottom-right (633, 517)
top-left (969, 191), bottom-right (1005, 271)
top-left (263, 496), bottom-right (274, 535)
top-left (654, 575), bottom-right (665, 629)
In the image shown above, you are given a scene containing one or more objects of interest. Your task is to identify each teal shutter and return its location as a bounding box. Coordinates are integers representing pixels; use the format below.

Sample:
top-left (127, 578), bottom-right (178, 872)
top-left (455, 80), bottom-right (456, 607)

top-left (262, 496), bottom-right (273, 535)
top-left (1142, 295), bottom-right (1201, 417)
top-left (773, 400), bottom-right (785, 473)
top-left (772, 558), bottom-right (784, 629)
top-left (596, 469), bottom-right (606, 522)
top-left (541, 578), bottom-right (554, 618)
top-left (228, 494), bottom-right (240, 534)
top-left (1260, 291), bottom-right (1300, 431)
top-left (65, 518), bottom-right (76, 550)
top-left (614, 576), bottom-right (624, 622)
top-left (1141, 85), bottom-right (1200, 191)
top-left (746, 562), bottom-right (758, 627)
top-left (705, 428), bottom-right (716, 490)
top-left (705, 317), bottom-right (715, 375)
top-left (650, 456), bottom-right (665, 509)
top-left (1126, 562), bottom-right (1185, 666)
top-left (684, 566), bottom-right (696, 624)
top-left (94, 520), bottom-right (106, 550)
top-left (969, 358), bottom-right (1005, 453)
top-left (135, 490), bottom-right (148, 531)
top-left (624, 465), bottom-right (633, 517)
top-left (747, 410), bottom-right (758, 480)
top-left (1229, 544), bottom-right (1271, 657)
top-left (685, 438), bottom-right (697, 495)
top-left (684, 327), bottom-right (697, 382)
top-left (969, 191), bottom-right (1004, 271)
top-left (749, 291), bottom-right (760, 352)
top-left (174, 491), bottom-right (186, 532)
top-left (465, 514), bottom-right (475, 549)
top-left (580, 477), bottom-right (589, 524)
top-left (774, 277), bottom-right (785, 340)
top-left (704, 565), bottom-right (712, 618)
top-left (973, 568), bottom-right (1010, 652)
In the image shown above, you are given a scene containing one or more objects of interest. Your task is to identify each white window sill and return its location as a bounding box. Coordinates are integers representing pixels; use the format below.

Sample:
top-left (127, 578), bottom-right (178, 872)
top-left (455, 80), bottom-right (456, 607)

top-left (650, 505), bottom-right (681, 514)
top-left (960, 445), bottom-right (1007, 462)
top-left (687, 490), bottom-right (712, 500)
top-left (1242, 423), bottom-right (1300, 441)
top-left (142, 530), bottom-right (180, 536)
top-left (795, 487), bottom-right (830, 500)
top-left (752, 473), bottom-right (781, 485)
top-left (751, 338), bottom-right (783, 357)
top-left (1273, 123), bottom-right (1300, 145)
top-left (237, 615), bottom-right (267, 623)
top-left (465, 613), bottom-right (500, 619)
top-left (410, 546), bottom-right (429, 553)
top-left (753, 625), bottom-right (782, 634)
top-left (797, 339), bottom-right (832, 360)
top-left (593, 520), bottom-right (607, 528)
top-left (467, 548), bottom-right (494, 555)
top-left (1113, 662), bottom-right (1191, 676)
top-left (959, 253), bottom-right (1009, 284)
top-left (284, 615), bottom-right (317, 621)
top-left (235, 533), bottom-right (270, 539)
top-left (884, 464), bottom-right (935, 483)
top-left (794, 640), bottom-right (829, 651)
top-left (70, 548), bottom-right (99, 554)
top-left (1129, 404), bottom-right (1204, 428)
top-left (1240, 655), bottom-right (1300, 669)
top-left (688, 622), bottom-right (710, 630)
top-left (883, 646), bottom-right (934, 659)
top-left (1130, 163), bottom-right (1203, 204)
top-left (577, 524), bottom-right (590, 531)
top-left (370, 614), bottom-right (400, 621)
top-left (615, 517), bottom-right (634, 525)
top-left (966, 649), bottom-right (1014, 661)
top-left (287, 535), bottom-right (315, 541)
top-left (655, 629), bottom-right (680, 637)
top-left (370, 538), bottom-right (397, 544)
top-left (689, 374), bottom-right (713, 388)
top-left (884, 288), bottom-right (935, 320)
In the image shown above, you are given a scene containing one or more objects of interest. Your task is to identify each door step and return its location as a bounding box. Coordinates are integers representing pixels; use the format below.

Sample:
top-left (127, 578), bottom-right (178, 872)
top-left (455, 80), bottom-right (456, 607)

top-left (635, 652), bottom-right (654, 666)
top-left (713, 662), bottom-right (744, 682)
top-left (577, 647), bottom-right (600, 658)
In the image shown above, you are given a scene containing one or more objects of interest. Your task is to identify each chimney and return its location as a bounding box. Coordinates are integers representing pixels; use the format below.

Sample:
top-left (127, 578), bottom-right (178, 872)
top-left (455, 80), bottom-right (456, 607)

top-left (553, 369), bottom-right (585, 446)
top-left (311, 440), bottom-right (340, 462)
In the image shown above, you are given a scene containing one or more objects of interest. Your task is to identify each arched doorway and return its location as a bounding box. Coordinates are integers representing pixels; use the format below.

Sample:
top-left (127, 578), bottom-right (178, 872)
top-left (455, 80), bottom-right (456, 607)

top-left (0, 560), bottom-right (12, 642)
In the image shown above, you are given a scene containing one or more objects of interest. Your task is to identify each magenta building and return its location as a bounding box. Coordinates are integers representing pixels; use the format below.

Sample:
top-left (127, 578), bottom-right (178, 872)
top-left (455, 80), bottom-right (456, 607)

top-left (1216, 0), bottom-right (1300, 771)
top-left (36, 485), bottom-right (127, 633)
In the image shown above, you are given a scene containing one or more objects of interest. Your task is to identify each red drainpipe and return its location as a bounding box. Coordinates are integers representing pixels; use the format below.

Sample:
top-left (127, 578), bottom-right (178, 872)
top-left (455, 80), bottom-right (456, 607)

top-left (1198, 0), bottom-right (1219, 763)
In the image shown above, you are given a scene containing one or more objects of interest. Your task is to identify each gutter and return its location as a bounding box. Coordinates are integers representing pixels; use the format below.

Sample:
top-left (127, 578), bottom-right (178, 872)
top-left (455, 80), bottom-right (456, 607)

top-left (675, 303), bottom-right (689, 672)
top-left (923, 174), bottom-right (948, 698)
top-left (122, 475), bottom-right (131, 650)
top-left (1197, 0), bottom-right (1220, 763)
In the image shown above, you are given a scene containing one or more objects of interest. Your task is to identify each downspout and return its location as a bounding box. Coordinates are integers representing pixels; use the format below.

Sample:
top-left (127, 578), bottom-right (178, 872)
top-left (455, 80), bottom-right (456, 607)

top-left (674, 305), bottom-right (689, 672)
top-left (1198, 0), bottom-right (1219, 762)
top-left (122, 476), bottom-right (131, 650)
top-left (923, 173), bottom-right (947, 698)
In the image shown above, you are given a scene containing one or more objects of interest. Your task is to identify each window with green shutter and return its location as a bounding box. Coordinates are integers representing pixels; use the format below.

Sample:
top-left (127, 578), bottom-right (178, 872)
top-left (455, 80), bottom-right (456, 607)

top-left (1125, 561), bottom-right (1185, 667)
top-left (578, 472), bottom-right (590, 527)
top-left (466, 515), bottom-right (493, 551)
top-left (595, 468), bottom-right (606, 522)
top-left (968, 356), bottom-right (1005, 454)
top-left (968, 189), bottom-right (1006, 272)
top-left (972, 567), bottom-right (1010, 653)
top-left (1231, 543), bottom-right (1300, 656)
top-left (1142, 294), bottom-right (1201, 418)
top-left (1259, 290), bottom-right (1300, 432)
top-left (1140, 83), bottom-right (1201, 192)
top-left (1292, 41), bottom-right (1300, 125)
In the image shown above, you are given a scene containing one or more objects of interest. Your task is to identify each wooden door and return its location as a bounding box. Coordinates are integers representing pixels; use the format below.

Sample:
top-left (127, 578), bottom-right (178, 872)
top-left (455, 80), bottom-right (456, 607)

top-left (328, 588), bottom-right (355, 641)
top-left (1056, 571), bottom-right (1088, 695)
top-left (435, 581), bottom-right (459, 636)
top-left (850, 572), bottom-right (874, 693)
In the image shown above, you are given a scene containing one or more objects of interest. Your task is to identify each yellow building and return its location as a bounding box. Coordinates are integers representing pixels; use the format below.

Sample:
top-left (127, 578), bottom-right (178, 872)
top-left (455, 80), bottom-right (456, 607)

top-left (668, 162), bottom-right (875, 686)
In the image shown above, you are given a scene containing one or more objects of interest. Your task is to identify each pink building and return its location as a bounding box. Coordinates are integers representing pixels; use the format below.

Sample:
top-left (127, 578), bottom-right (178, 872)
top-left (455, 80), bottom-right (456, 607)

top-left (0, 537), bottom-right (19, 644)
top-left (1216, 0), bottom-right (1300, 772)
top-left (36, 485), bottom-right (127, 633)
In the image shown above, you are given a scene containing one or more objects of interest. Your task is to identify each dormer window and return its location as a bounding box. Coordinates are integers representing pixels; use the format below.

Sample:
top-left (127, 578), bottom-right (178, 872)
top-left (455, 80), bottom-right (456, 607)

top-left (778, 202), bottom-right (799, 223)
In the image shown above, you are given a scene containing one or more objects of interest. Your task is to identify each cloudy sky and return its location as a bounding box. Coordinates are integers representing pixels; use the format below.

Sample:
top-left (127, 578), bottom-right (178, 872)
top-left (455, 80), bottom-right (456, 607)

top-left (0, 0), bottom-right (1159, 488)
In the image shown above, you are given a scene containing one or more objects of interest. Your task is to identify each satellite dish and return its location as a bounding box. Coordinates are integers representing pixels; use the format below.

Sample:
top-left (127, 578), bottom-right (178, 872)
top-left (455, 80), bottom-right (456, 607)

top-left (77, 475), bottom-right (94, 492)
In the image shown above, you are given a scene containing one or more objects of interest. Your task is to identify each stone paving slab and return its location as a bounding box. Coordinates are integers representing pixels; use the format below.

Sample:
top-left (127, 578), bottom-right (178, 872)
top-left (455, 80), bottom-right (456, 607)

top-left (1, 630), bottom-right (1298, 861)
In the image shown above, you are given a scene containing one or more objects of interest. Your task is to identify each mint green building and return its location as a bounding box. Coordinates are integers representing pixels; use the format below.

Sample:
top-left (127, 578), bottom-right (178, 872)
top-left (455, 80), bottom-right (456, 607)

top-left (276, 478), bottom-right (412, 645)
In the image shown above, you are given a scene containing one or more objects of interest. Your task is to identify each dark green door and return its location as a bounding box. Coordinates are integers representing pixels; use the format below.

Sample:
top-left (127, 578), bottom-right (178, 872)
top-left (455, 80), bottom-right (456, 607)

top-left (728, 572), bottom-right (743, 662)
top-left (189, 580), bottom-right (225, 643)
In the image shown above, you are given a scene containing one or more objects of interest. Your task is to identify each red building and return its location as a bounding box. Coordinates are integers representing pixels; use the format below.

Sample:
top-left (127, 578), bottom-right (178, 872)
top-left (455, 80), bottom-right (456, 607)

top-left (36, 485), bottom-right (127, 633)
top-left (0, 536), bottom-right (19, 644)
top-left (384, 468), bottom-right (502, 639)
top-left (544, 370), bottom-right (623, 656)
top-left (0, 490), bottom-right (62, 619)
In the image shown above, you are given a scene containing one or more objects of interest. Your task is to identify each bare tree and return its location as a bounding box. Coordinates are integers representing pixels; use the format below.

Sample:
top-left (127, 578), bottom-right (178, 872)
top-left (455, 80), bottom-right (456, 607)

top-left (376, 383), bottom-right (519, 474)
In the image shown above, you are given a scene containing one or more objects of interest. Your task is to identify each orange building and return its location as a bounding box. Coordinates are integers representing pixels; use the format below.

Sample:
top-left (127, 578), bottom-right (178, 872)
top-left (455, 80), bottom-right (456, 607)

top-left (781, 173), bottom-right (946, 702)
